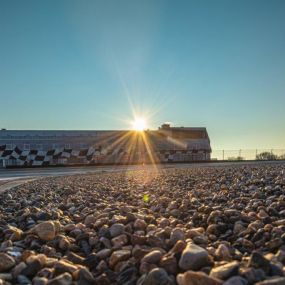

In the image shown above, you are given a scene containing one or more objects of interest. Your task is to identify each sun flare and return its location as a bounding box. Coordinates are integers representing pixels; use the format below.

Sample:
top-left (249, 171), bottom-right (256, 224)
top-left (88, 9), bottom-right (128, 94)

top-left (132, 117), bottom-right (147, 131)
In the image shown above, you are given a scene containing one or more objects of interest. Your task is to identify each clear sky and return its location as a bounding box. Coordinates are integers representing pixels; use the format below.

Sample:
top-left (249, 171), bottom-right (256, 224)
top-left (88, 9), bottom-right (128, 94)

top-left (0, 0), bottom-right (285, 150)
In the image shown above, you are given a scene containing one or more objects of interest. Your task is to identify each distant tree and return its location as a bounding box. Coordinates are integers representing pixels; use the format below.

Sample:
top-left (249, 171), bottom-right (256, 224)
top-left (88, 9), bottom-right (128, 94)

top-left (228, 156), bottom-right (244, 161)
top-left (279, 154), bottom-right (285, 160)
top-left (256, 151), bottom-right (277, 160)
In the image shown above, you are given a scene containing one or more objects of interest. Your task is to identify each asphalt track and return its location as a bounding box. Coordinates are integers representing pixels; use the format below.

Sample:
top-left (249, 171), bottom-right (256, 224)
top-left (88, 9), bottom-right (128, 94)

top-left (1, 160), bottom-right (284, 181)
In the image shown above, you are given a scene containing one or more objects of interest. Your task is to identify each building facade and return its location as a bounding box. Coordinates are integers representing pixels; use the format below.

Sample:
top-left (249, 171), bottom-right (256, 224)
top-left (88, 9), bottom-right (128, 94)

top-left (0, 124), bottom-right (211, 167)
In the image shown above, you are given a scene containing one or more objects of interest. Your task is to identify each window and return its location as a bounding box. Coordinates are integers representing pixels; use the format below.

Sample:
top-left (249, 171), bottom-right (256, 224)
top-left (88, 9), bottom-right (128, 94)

top-left (6, 144), bottom-right (14, 150)
top-left (52, 143), bottom-right (59, 149)
top-left (65, 144), bottom-right (71, 149)
top-left (80, 143), bottom-right (88, 149)
top-left (36, 144), bottom-right (43, 150)
top-left (24, 144), bottom-right (30, 151)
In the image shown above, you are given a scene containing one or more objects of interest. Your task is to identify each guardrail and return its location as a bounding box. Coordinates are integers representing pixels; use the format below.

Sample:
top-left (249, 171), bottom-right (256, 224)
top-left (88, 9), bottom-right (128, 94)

top-left (211, 149), bottom-right (285, 161)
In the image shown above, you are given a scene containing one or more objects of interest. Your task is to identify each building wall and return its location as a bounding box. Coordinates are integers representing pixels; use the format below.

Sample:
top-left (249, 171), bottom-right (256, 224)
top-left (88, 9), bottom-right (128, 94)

top-left (0, 129), bottom-right (211, 167)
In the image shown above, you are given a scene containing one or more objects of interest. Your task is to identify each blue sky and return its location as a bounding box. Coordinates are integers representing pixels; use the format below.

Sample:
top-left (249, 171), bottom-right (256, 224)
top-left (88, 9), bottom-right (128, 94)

top-left (0, 0), bottom-right (285, 149)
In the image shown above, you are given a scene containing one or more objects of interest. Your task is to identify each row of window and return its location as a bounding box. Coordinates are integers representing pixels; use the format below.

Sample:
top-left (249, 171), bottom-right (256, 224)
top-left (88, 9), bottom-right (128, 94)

top-left (3, 144), bottom-right (76, 151)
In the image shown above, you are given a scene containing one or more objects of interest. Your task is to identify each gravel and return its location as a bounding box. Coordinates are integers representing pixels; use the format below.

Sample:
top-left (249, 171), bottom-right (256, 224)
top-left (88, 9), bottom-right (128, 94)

top-left (0, 163), bottom-right (285, 284)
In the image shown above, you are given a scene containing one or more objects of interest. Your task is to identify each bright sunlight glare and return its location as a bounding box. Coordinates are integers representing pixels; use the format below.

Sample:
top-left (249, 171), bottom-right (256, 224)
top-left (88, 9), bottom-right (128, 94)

top-left (132, 117), bottom-right (147, 131)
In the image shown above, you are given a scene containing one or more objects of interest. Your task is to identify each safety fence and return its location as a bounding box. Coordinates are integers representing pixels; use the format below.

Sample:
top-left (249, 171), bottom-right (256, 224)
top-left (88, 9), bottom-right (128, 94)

top-left (211, 149), bottom-right (285, 161)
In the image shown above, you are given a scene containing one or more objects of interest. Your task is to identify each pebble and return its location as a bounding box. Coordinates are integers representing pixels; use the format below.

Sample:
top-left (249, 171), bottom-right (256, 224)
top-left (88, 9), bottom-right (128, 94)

top-left (223, 276), bottom-right (248, 285)
top-left (210, 261), bottom-right (240, 280)
top-left (179, 243), bottom-right (209, 270)
top-left (109, 223), bottom-right (125, 237)
top-left (78, 267), bottom-right (96, 285)
top-left (33, 277), bottom-right (48, 285)
top-left (139, 268), bottom-right (175, 285)
top-left (134, 219), bottom-right (147, 231)
top-left (141, 250), bottom-right (163, 264)
top-left (256, 277), bottom-right (285, 285)
top-left (248, 251), bottom-right (271, 275)
top-left (47, 273), bottom-right (72, 285)
top-left (0, 253), bottom-right (15, 272)
top-left (109, 250), bottom-right (131, 268)
top-left (215, 244), bottom-right (232, 261)
top-left (0, 165), bottom-right (284, 284)
top-left (32, 221), bottom-right (57, 241)
top-left (177, 271), bottom-right (223, 285)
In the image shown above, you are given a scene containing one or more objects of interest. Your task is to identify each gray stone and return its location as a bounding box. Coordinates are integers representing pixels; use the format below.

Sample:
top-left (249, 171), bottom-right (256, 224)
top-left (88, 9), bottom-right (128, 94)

top-left (109, 223), bottom-right (125, 237)
top-left (78, 268), bottom-right (95, 285)
top-left (179, 243), bottom-right (209, 271)
top-left (0, 253), bottom-right (15, 272)
top-left (210, 261), bottom-right (240, 280)
top-left (141, 268), bottom-right (175, 285)
top-left (47, 273), bottom-right (72, 285)
top-left (248, 251), bottom-right (271, 275)
top-left (256, 277), bottom-right (285, 285)
top-left (141, 250), bottom-right (163, 264)
top-left (177, 271), bottom-right (223, 285)
top-left (223, 276), bottom-right (248, 285)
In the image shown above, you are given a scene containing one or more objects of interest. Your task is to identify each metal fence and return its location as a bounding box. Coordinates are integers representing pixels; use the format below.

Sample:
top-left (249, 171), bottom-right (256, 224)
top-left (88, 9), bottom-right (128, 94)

top-left (211, 149), bottom-right (285, 161)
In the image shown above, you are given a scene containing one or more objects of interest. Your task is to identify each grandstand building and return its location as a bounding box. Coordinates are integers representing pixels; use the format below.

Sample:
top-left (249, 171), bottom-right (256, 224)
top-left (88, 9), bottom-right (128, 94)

top-left (0, 124), bottom-right (211, 167)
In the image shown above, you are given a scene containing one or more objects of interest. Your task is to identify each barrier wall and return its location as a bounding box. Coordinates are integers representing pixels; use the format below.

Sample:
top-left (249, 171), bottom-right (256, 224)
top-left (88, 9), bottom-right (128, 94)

top-left (0, 144), bottom-right (210, 167)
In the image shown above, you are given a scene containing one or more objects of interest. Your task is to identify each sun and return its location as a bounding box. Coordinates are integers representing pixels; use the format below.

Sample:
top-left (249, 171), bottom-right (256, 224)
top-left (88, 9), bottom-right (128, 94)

top-left (132, 117), bottom-right (147, 131)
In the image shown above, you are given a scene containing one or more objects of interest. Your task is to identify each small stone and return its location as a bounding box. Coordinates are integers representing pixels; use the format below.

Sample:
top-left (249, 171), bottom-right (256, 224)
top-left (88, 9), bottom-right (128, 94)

top-left (33, 221), bottom-right (57, 241)
top-left (255, 277), bottom-right (285, 285)
top-left (21, 259), bottom-right (42, 277)
top-left (111, 234), bottom-right (128, 248)
top-left (141, 268), bottom-right (175, 285)
top-left (215, 244), bottom-right (232, 261)
top-left (117, 266), bottom-right (138, 284)
top-left (134, 219), bottom-right (147, 231)
top-left (179, 243), bottom-right (209, 271)
top-left (177, 271), bottom-right (223, 285)
top-left (17, 274), bottom-right (31, 284)
top-left (33, 277), bottom-right (48, 285)
top-left (95, 273), bottom-right (110, 285)
top-left (65, 252), bottom-right (85, 265)
top-left (170, 240), bottom-right (186, 254)
top-left (141, 251), bottom-right (163, 264)
top-left (193, 235), bottom-right (208, 245)
top-left (240, 268), bottom-right (266, 284)
top-left (170, 228), bottom-right (185, 244)
top-left (96, 249), bottom-right (112, 259)
top-left (12, 262), bottom-right (27, 277)
top-left (139, 262), bottom-right (157, 275)
top-left (109, 250), bottom-right (131, 268)
top-left (159, 255), bottom-right (178, 274)
top-left (58, 236), bottom-right (70, 251)
top-left (248, 251), bottom-right (271, 275)
top-left (0, 273), bottom-right (13, 281)
top-left (6, 226), bottom-right (23, 241)
top-left (233, 222), bottom-right (246, 235)
top-left (258, 210), bottom-right (269, 219)
top-left (276, 250), bottom-right (285, 264)
top-left (223, 276), bottom-right (248, 285)
top-left (210, 261), bottom-right (240, 280)
top-left (54, 260), bottom-right (77, 275)
top-left (47, 272), bottom-right (72, 285)
top-left (78, 267), bottom-right (96, 285)
top-left (84, 215), bottom-right (96, 226)
top-left (0, 253), bottom-right (15, 272)
top-left (109, 223), bottom-right (125, 237)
